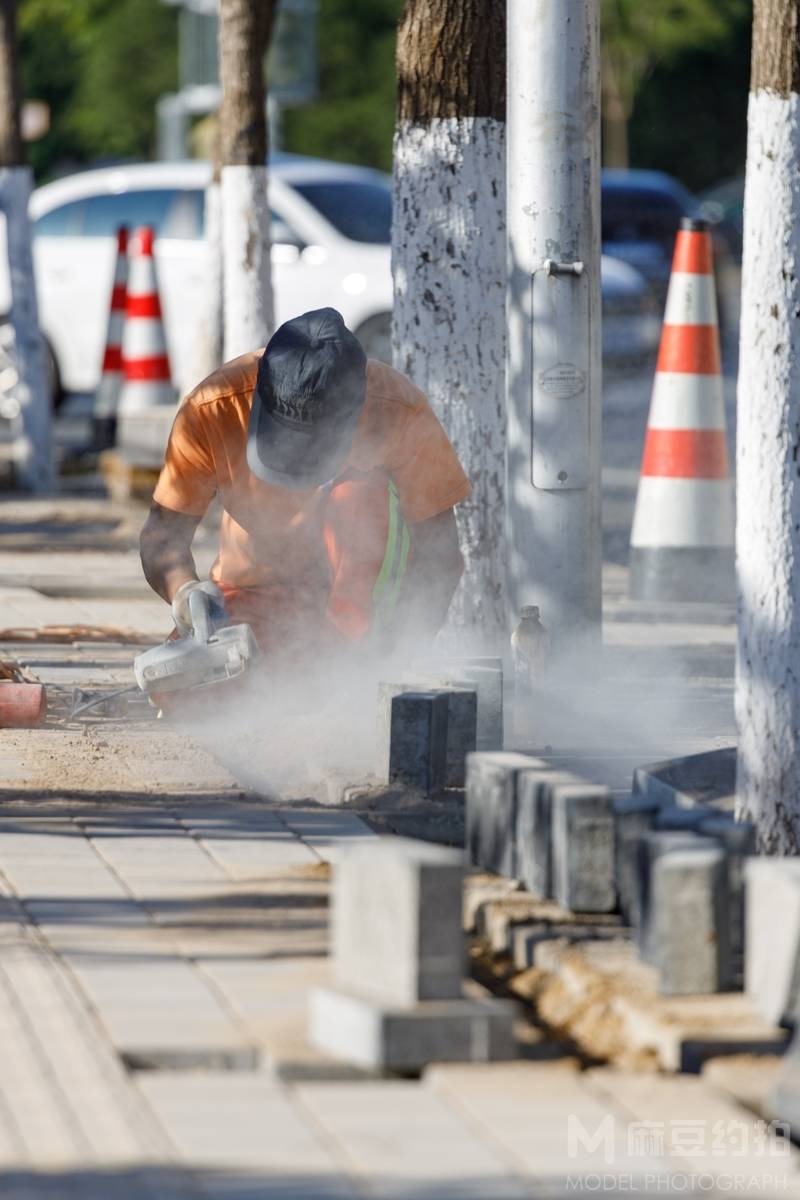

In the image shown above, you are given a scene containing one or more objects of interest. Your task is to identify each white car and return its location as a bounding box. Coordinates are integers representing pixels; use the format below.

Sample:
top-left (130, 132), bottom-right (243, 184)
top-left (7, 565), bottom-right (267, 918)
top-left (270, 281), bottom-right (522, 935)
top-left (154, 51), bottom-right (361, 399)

top-left (21, 156), bottom-right (394, 401)
top-left (9, 155), bottom-right (659, 403)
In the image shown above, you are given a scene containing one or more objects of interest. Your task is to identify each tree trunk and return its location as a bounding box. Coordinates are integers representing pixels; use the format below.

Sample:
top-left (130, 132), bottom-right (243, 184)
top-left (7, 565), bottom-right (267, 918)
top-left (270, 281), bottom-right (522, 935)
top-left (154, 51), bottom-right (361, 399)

top-left (0, 0), bottom-right (51, 491)
top-left (218, 0), bottom-right (277, 362)
top-left (393, 0), bottom-right (507, 649)
top-left (0, 0), bottom-right (21, 166)
top-left (736, 0), bottom-right (800, 851)
top-left (601, 54), bottom-right (630, 168)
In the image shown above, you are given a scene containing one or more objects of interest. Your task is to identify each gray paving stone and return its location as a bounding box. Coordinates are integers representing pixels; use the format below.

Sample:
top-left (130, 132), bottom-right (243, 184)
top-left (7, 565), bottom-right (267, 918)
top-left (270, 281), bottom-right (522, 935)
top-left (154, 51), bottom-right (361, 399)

top-left (405, 663), bottom-right (503, 752)
top-left (376, 687), bottom-right (448, 794)
top-left (278, 810), bottom-right (377, 864)
top-left (0, 923), bottom-right (176, 1175)
top-left (428, 1062), bottom-right (671, 1183)
top-left (309, 987), bottom-right (517, 1072)
top-left (514, 768), bottom-right (567, 899)
top-left (138, 1073), bottom-right (355, 1198)
top-left (612, 794), bottom-right (660, 926)
top-left (767, 1030), bottom-right (800, 1138)
top-left (296, 1080), bottom-right (529, 1199)
top-left (331, 838), bottom-right (464, 1006)
top-left (588, 1067), bottom-right (800, 1180)
top-left (190, 831), bottom-right (319, 877)
top-left (65, 959), bottom-right (258, 1071)
top-left (438, 688), bottom-right (478, 789)
top-left (376, 682), bottom-right (477, 791)
top-left (465, 752), bottom-right (545, 878)
top-left (746, 858), bottom-right (800, 1026)
top-left (698, 814), bottom-right (755, 991)
top-left (550, 782), bottom-right (615, 913)
top-left (651, 846), bottom-right (730, 995)
top-left (84, 826), bottom-right (230, 893)
top-left (637, 830), bottom-right (717, 962)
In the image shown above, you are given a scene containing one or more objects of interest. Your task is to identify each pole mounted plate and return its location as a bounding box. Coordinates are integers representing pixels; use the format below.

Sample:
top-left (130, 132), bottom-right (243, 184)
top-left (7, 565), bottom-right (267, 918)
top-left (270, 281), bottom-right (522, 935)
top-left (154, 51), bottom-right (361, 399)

top-left (531, 263), bottom-right (591, 491)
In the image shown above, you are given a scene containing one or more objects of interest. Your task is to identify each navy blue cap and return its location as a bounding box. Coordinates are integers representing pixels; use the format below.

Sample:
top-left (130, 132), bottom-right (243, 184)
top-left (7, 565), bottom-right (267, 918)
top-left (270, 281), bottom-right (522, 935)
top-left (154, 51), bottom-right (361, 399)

top-left (247, 308), bottom-right (367, 489)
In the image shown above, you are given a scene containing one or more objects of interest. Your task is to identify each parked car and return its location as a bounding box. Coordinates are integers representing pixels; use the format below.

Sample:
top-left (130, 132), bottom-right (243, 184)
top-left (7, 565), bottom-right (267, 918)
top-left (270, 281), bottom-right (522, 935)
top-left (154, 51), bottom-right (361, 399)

top-left (601, 168), bottom-right (700, 302)
top-left (602, 167), bottom-right (740, 335)
top-left (3, 155), bottom-right (661, 404)
top-left (18, 157), bottom-right (393, 401)
top-left (699, 175), bottom-right (744, 260)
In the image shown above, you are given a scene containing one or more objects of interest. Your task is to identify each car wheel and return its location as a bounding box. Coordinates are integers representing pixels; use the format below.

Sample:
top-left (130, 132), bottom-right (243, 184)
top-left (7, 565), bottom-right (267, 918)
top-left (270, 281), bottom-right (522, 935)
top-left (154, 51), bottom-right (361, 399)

top-left (355, 313), bottom-right (392, 364)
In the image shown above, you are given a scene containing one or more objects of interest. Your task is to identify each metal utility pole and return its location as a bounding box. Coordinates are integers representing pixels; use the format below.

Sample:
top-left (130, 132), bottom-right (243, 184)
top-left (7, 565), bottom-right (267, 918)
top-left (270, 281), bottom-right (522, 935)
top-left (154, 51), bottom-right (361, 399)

top-left (218, 0), bottom-right (277, 361)
top-left (0, 0), bottom-right (52, 492)
top-left (736, 0), bottom-right (800, 853)
top-left (506, 0), bottom-right (602, 646)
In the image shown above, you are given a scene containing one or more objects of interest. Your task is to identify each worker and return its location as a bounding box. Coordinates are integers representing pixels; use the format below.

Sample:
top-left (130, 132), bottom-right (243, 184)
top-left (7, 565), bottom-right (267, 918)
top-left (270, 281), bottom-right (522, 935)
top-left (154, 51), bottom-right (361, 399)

top-left (140, 307), bottom-right (470, 670)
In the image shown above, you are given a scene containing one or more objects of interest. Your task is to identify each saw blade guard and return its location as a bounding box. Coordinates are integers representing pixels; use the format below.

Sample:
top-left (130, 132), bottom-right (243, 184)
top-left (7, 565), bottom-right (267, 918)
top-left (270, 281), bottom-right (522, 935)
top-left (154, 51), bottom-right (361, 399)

top-left (133, 622), bottom-right (259, 698)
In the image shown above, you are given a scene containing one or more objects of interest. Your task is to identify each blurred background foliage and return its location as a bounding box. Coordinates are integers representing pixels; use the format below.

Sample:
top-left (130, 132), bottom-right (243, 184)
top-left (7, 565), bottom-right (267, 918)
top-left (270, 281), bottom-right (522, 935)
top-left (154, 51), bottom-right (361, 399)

top-left (20, 0), bottom-right (751, 193)
top-left (20, 0), bottom-right (178, 179)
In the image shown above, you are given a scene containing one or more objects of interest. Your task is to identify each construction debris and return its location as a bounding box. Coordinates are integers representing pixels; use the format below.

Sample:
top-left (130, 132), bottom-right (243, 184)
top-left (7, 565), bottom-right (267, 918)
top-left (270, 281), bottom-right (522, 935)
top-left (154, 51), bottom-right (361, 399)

top-left (0, 624), bottom-right (150, 645)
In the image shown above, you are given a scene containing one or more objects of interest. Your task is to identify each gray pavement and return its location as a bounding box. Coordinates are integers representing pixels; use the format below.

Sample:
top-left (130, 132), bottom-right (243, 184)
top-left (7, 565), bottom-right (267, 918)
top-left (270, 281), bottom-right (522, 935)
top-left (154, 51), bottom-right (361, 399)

top-left (0, 364), bottom-right (752, 1196)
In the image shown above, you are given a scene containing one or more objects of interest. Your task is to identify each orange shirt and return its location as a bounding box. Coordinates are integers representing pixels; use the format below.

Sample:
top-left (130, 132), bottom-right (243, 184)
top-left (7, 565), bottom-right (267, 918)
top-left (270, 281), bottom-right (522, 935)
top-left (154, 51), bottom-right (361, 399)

top-left (153, 351), bottom-right (471, 598)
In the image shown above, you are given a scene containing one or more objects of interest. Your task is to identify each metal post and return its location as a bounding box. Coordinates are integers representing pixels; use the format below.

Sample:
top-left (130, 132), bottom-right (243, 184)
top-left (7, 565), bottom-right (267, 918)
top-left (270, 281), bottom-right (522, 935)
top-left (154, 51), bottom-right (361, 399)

top-left (0, 167), bottom-right (53, 492)
top-left (506, 0), bottom-right (602, 647)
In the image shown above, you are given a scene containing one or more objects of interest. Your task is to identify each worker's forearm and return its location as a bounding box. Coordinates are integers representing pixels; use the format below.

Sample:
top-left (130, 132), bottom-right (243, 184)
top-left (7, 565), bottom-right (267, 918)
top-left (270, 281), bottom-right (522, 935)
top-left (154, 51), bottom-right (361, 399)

top-left (140, 507), bottom-right (201, 603)
top-left (143, 551), bottom-right (198, 605)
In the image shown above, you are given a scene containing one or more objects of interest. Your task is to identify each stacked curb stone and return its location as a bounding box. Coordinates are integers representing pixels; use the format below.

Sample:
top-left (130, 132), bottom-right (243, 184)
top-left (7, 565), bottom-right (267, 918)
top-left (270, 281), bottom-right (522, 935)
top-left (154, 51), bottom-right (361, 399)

top-left (466, 750), bottom-right (755, 997)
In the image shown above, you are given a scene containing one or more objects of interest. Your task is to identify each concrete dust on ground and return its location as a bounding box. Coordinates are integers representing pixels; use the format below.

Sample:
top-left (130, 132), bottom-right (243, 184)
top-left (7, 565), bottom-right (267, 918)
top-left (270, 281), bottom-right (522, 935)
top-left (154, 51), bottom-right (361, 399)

top-left (0, 725), bottom-right (240, 797)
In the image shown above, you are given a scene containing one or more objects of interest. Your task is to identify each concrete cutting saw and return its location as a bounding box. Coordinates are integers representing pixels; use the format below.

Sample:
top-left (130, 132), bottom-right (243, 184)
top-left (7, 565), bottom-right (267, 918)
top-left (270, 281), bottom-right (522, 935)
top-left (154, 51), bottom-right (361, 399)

top-left (133, 587), bottom-right (258, 703)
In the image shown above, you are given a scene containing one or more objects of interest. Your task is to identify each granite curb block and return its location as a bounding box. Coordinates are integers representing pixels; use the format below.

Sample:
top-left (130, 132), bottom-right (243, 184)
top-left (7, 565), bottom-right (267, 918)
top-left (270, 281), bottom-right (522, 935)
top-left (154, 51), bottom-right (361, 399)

top-left (311, 837), bottom-right (518, 1070)
top-left (376, 681), bottom-right (478, 793)
top-left (466, 753), bottom-right (616, 915)
top-left (310, 988), bottom-right (518, 1072)
top-left (467, 747), bottom-right (757, 1000)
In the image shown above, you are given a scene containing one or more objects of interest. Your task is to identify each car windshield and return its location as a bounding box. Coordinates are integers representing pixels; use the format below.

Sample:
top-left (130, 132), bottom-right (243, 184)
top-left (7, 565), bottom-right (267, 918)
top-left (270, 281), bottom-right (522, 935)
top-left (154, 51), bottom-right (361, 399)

top-left (602, 187), bottom-right (686, 247)
top-left (34, 188), bottom-right (204, 239)
top-left (291, 179), bottom-right (391, 244)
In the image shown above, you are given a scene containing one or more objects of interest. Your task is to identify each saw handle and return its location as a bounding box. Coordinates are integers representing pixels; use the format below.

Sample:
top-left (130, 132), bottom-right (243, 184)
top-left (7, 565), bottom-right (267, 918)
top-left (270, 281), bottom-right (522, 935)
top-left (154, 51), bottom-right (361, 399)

top-left (188, 584), bottom-right (214, 644)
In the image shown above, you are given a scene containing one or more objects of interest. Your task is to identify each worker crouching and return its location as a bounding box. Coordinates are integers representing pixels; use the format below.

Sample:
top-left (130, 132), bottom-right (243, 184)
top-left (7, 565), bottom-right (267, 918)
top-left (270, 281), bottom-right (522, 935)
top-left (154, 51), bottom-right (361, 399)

top-left (139, 308), bottom-right (469, 682)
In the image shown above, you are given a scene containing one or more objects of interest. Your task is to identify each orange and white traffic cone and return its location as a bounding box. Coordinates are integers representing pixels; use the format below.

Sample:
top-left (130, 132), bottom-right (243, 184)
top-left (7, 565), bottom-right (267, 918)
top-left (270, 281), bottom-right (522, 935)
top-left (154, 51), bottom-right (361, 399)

top-left (118, 225), bottom-right (175, 413)
top-left (92, 225), bottom-right (128, 450)
top-left (629, 217), bottom-right (734, 602)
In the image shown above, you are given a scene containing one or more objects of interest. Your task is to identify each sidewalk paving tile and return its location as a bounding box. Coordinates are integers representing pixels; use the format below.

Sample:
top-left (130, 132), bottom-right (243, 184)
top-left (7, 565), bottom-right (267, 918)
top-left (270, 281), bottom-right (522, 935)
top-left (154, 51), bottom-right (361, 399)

top-left (278, 811), bottom-right (378, 864)
top-left (138, 1073), bottom-right (357, 1199)
top-left (295, 1080), bottom-right (530, 1199)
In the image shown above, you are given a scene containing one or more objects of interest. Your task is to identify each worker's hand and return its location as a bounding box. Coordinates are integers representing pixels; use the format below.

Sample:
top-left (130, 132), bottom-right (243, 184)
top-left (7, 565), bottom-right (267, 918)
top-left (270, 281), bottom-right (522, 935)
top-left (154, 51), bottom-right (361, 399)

top-left (171, 579), bottom-right (227, 637)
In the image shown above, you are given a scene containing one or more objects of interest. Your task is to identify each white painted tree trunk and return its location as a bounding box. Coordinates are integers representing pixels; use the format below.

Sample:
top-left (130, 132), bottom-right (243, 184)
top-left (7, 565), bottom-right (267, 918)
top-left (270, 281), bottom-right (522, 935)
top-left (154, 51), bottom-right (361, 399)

top-left (0, 167), bottom-right (52, 491)
top-left (221, 164), bottom-right (273, 362)
top-left (392, 117), bottom-right (506, 649)
top-left (736, 91), bottom-right (800, 852)
top-left (190, 179), bottom-right (224, 387)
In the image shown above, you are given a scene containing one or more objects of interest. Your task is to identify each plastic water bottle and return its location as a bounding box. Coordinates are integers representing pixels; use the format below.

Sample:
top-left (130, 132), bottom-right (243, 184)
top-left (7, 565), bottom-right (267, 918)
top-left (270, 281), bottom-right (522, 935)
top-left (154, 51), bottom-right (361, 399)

top-left (511, 606), bottom-right (550, 744)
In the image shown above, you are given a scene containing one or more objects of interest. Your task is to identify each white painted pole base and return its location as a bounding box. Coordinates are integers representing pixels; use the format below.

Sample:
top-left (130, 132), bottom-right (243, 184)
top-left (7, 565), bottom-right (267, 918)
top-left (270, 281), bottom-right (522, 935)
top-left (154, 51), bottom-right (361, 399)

top-left (0, 168), bottom-right (53, 492)
top-left (221, 165), bottom-right (274, 363)
top-left (392, 117), bottom-right (507, 650)
top-left (736, 90), bottom-right (800, 852)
